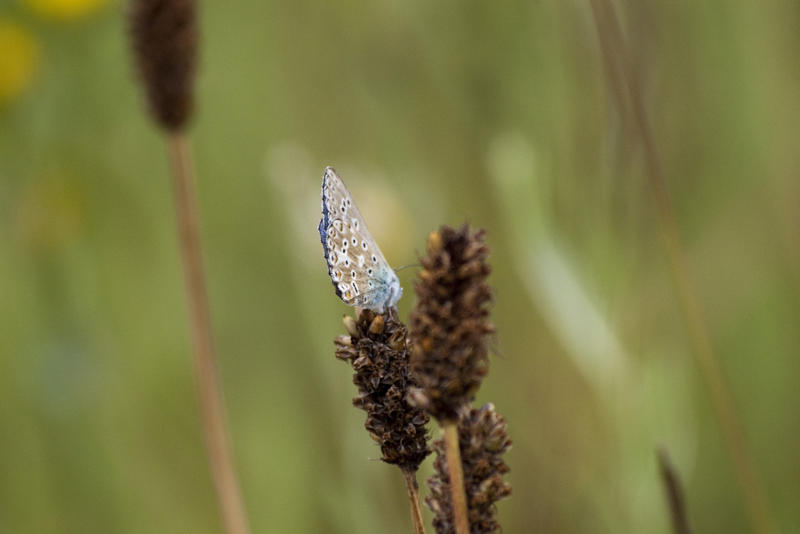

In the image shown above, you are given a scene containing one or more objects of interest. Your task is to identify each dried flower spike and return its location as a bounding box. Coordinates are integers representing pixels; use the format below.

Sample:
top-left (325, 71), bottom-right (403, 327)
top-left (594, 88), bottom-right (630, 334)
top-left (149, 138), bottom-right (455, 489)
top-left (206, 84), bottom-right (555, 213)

top-left (129, 0), bottom-right (197, 131)
top-left (335, 308), bottom-right (430, 472)
top-left (409, 224), bottom-right (493, 422)
top-left (427, 404), bottom-right (512, 534)
top-left (658, 448), bottom-right (693, 534)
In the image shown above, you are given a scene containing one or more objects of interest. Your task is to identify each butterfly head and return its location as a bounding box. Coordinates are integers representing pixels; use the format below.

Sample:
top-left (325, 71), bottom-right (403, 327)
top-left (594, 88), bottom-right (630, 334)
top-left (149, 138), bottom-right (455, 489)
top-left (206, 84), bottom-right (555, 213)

top-left (379, 269), bottom-right (403, 313)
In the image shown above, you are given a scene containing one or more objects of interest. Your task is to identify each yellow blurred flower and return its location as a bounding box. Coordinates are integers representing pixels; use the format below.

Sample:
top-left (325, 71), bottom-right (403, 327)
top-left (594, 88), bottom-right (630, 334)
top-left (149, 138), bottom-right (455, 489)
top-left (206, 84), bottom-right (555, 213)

top-left (0, 19), bottom-right (39, 107)
top-left (24, 0), bottom-right (108, 20)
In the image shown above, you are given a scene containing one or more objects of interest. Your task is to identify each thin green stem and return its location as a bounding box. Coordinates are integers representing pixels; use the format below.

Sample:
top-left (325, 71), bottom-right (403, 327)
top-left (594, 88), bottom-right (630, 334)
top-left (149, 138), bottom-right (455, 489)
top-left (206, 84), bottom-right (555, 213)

top-left (402, 469), bottom-right (427, 534)
top-left (657, 448), bottom-right (692, 534)
top-left (587, 2), bottom-right (774, 532)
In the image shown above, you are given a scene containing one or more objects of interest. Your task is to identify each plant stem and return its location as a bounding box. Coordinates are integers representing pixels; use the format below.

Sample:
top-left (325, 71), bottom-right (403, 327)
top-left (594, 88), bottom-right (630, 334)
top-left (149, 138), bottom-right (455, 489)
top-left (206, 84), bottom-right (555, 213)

top-left (166, 133), bottom-right (251, 534)
top-left (402, 469), bottom-right (426, 534)
top-left (443, 422), bottom-right (469, 534)
top-left (587, 2), bottom-right (774, 533)
top-left (657, 448), bottom-right (692, 534)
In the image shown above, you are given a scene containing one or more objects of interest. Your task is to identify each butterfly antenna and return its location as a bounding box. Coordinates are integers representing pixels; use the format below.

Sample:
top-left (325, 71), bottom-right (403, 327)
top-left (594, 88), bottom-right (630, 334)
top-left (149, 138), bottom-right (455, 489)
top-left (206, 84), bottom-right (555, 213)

top-left (489, 338), bottom-right (506, 360)
top-left (394, 263), bottom-right (421, 272)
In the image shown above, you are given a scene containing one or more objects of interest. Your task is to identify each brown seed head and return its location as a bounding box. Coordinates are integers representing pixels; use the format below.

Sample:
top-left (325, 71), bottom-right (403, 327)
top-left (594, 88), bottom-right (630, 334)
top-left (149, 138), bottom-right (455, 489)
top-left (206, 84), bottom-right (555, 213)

top-left (427, 404), bottom-right (512, 534)
top-left (129, 0), bottom-right (197, 131)
top-left (334, 308), bottom-right (430, 471)
top-left (409, 224), bottom-right (493, 422)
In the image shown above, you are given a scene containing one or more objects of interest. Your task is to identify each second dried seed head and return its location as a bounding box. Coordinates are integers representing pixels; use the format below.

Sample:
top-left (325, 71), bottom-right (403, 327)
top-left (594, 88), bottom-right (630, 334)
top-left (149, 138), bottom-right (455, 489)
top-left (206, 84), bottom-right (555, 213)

top-left (409, 224), bottom-right (494, 422)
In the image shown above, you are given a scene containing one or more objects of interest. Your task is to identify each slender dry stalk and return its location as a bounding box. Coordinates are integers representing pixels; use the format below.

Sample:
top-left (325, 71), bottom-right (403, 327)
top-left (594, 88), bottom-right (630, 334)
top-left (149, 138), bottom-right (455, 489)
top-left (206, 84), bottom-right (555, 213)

top-left (167, 134), bottom-right (251, 534)
top-left (657, 448), bottom-right (692, 534)
top-left (428, 405), bottom-right (512, 534)
top-left (443, 423), bottom-right (470, 534)
top-left (587, 2), bottom-right (774, 532)
top-left (403, 469), bottom-right (427, 534)
top-left (129, 1), bottom-right (251, 531)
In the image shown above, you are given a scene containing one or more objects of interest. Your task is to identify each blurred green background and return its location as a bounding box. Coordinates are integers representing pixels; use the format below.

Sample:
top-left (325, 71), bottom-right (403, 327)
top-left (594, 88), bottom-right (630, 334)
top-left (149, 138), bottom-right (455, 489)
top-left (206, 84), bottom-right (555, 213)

top-left (2, 0), bottom-right (799, 532)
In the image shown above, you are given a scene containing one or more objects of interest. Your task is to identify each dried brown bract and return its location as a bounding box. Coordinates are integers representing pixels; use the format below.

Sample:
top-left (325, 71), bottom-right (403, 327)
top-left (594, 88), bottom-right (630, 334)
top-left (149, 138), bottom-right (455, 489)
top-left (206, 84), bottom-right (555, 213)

top-left (334, 308), bottom-right (430, 472)
top-left (129, 0), bottom-right (197, 131)
top-left (427, 404), bottom-right (512, 534)
top-left (409, 224), bottom-right (493, 422)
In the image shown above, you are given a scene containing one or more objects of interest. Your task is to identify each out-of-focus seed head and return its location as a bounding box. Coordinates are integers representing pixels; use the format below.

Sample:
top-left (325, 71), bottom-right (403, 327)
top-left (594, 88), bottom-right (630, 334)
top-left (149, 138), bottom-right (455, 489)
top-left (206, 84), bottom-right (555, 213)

top-left (129, 0), bottom-right (197, 131)
top-left (427, 404), bottom-right (512, 534)
top-left (409, 224), bottom-right (494, 422)
top-left (334, 308), bottom-right (430, 471)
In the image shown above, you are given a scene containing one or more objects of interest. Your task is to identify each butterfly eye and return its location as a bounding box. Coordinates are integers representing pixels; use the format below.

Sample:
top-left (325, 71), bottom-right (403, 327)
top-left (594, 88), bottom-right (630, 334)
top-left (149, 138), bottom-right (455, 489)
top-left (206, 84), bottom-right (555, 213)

top-left (351, 270), bottom-right (356, 278)
top-left (351, 238), bottom-right (357, 246)
top-left (371, 255), bottom-right (377, 263)
top-left (344, 258), bottom-right (350, 266)
top-left (361, 241), bottom-right (367, 250)
top-left (367, 268), bottom-right (373, 275)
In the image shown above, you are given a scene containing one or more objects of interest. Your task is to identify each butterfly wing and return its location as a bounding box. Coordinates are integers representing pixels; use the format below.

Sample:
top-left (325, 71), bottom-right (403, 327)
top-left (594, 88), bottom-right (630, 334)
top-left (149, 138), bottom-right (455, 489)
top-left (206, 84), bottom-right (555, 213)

top-left (319, 167), bottom-right (400, 311)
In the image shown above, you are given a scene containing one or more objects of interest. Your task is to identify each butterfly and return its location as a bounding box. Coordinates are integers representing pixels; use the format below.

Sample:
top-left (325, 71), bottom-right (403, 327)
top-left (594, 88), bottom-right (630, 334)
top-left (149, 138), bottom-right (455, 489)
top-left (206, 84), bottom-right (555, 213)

top-left (318, 167), bottom-right (403, 313)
